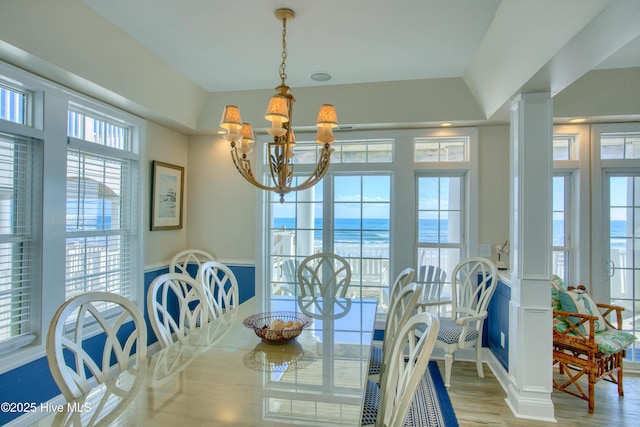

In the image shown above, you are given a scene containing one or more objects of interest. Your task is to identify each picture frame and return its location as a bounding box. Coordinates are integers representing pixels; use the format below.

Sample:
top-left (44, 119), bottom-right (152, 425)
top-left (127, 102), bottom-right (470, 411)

top-left (151, 161), bottom-right (184, 231)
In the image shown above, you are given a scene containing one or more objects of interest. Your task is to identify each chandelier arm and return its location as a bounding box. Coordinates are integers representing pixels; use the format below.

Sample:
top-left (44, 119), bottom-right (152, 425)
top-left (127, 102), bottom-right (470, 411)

top-left (268, 140), bottom-right (291, 193)
top-left (287, 146), bottom-right (332, 192)
top-left (230, 146), bottom-right (278, 192)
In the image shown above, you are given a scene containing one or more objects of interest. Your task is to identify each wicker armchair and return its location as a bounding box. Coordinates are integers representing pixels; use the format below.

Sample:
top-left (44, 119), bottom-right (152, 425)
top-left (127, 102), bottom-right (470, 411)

top-left (551, 276), bottom-right (636, 413)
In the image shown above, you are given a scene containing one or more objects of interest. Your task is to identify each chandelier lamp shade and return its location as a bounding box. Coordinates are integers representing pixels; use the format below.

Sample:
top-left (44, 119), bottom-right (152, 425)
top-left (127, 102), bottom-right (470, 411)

top-left (219, 8), bottom-right (339, 203)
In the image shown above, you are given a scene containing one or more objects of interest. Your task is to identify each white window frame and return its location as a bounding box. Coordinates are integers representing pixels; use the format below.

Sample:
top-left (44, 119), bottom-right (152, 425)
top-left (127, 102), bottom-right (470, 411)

top-left (552, 125), bottom-right (590, 287)
top-left (591, 123), bottom-right (640, 302)
top-left (411, 127), bottom-right (479, 265)
top-left (0, 130), bottom-right (43, 358)
top-left (256, 127), bottom-right (478, 330)
top-left (0, 60), bottom-right (144, 373)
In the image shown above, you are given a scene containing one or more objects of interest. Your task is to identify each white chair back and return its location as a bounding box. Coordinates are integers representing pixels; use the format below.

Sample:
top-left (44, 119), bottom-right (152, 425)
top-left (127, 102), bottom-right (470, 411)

top-left (388, 267), bottom-right (415, 307)
top-left (169, 249), bottom-right (215, 277)
top-left (147, 273), bottom-right (206, 348)
top-left (378, 312), bottom-right (440, 427)
top-left (380, 283), bottom-right (422, 378)
top-left (46, 292), bottom-right (147, 400)
top-left (418, 264), bottom-right (447, 301)
top-left (196, 261), bottom-right (240, 320)
top-left (297, 253), bottom-right (352, 298)
top-left (451, 257), bottom-right (498, 324)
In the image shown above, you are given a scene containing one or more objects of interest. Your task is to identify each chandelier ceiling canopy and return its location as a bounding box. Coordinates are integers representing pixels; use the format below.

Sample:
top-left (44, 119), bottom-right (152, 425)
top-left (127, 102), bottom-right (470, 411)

top-left (219, 8), bottom-right (339, 203)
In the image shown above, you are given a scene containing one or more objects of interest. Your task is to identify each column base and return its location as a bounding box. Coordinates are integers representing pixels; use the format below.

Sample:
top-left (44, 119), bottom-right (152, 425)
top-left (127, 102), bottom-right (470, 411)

top-left (505, 382), bottom-right (555, 422)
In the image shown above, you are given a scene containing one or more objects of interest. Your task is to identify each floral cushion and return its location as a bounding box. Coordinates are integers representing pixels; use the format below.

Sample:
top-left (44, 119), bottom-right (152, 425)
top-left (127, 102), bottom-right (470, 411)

top-left (594, 329), bottom-right (637, 355)
top-left (551, 275), bottom-right (570, 331)
top-left (551, 275), bottom-right (565, 302)
top-left (558, 288), bottom-right (607, 335)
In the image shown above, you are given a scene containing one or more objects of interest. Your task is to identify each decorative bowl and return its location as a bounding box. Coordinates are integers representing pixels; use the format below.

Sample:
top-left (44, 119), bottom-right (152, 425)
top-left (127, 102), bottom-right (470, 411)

top-left (243, 311), bottom-right (313, 344)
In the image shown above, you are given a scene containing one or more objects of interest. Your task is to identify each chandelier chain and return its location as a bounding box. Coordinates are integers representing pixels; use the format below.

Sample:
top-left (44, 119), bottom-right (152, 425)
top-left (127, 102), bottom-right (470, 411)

top-left (279, 17), bottom-right (288, 86)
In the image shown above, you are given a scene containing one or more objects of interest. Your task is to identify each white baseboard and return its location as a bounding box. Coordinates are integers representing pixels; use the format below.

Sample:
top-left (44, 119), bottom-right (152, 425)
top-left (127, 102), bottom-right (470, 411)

top-left (431, 348), bottom-right (555, 422)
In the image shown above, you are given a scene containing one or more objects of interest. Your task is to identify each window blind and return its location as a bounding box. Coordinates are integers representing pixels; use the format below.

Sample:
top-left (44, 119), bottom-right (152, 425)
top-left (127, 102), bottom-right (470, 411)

top-left (0, 132), bottom-right (42, 349)
top-left (65, 147), bottom-right (138, 303)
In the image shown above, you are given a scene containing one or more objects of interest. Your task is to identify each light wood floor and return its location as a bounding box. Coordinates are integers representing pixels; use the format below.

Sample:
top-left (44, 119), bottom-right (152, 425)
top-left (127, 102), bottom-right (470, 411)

top-left (440, 361), bottom-right (640, 427)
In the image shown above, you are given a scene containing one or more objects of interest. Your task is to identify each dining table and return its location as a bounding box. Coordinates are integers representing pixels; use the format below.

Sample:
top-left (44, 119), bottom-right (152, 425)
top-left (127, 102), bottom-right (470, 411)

top-left (35, 295), bottom-right (378, 426)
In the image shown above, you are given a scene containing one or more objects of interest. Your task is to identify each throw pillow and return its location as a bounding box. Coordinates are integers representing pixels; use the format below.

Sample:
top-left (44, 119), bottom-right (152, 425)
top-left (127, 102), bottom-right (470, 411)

top-left (558, 288), bottom-right (607, 335)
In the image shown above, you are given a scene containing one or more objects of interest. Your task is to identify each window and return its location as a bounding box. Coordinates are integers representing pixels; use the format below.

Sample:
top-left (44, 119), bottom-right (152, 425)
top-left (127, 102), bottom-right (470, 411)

top-left (0, 84), bottom-right (28, 125)
top-left (334, 174), bottom-right (390, 306)
top-left (552, 174), bottom-right (570, 283)
top-left (267, 138), bottom-right (391, 311)
top-left (415, 175), bottom-right (463, 312)
top-left (413, 130), bottom-right (476, 314)
top-left (551, 126), bottom-right (590, 288)
top-left (600, 131), bottom-right (640, 159)
top-left (0, 132), bottom-right (42, 355)
top-left (0, 61), bottom-right (143, 368)
top-left (65, 109), bottom-right (139, 303)
top-left (414, 136), bottom-right (467, 162)
top-left (416, 175), bottom-right (464, 269)
top-left (264, 128), bottom-right (479, 321)
top-left (293, 139), bottom-right (393, 165)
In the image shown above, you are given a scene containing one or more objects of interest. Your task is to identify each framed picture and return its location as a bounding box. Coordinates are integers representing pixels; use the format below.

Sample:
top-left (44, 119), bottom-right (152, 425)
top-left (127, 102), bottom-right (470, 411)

top-left (151, 161), bottom-right (184, 231)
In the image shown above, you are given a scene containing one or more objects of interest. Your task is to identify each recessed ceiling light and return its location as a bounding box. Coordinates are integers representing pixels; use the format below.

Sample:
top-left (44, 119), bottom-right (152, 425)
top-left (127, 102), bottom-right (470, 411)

top-left (569, 118), bottom-right (587, 123)
top-left (310, 72), bottom-right (332, 82)
top-left (440, 122), bottom-right (452, 127)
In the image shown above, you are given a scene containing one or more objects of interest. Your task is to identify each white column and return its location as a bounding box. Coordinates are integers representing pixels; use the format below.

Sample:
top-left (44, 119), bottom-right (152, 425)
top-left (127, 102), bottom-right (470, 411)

top-left (505, 93), bottom-right (555, 421)
top-left (297, 188), bottom-right (315, 256)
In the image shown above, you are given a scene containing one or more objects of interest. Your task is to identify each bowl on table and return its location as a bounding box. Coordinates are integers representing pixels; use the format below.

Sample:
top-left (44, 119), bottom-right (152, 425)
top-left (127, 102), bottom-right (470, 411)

top-left (243, 311), bottom-right (313, 344)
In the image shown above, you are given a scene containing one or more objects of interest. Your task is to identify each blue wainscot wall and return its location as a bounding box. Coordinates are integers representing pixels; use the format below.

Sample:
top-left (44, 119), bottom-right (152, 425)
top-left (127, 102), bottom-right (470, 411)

top-left (485, 278), bottom-right (510, 369)
top-left (0, 264), bottom-right (255, 426)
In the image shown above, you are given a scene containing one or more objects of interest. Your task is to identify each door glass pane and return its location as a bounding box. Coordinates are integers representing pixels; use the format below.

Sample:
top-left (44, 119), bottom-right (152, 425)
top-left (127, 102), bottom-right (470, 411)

top-left (416, 175), bottom-right (463, 315)
top-left (269, 174), bottom-right (391, 313)
top-left (334, 175), bottom-right (391, 312)
top-left (269, 180), bottom-right (322, 296)
top-left (608, 174), bottom-right (639, 362)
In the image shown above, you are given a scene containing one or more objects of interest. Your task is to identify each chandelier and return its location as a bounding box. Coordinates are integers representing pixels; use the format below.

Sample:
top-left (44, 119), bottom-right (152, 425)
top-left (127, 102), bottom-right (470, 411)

top-left (219, 8), bottom-right (338, 203)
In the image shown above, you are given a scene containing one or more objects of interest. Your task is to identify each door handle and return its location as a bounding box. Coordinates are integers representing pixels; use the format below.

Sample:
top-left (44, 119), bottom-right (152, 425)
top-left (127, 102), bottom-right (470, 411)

top-left (608, 259), bottom-right (615, 278)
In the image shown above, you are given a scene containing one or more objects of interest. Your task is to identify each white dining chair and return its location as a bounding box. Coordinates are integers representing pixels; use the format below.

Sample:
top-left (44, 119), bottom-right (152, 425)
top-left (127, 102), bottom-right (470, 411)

top-left (362, 312), bottom-right (440, 427)
top-left (196, 261), bottom-right (240, 320)
top-left (297, 252), bottom-right (352, 298)
top-left (46, 292), bottom-right (147, 401)
top-left (431, 256), bottom-right (498, 388)
top-left (368, 279), bottom-right (421, 382)
top-left (381, 267), bottom-right (415, 311)
top-left (369, 267), bottom-right (416, 381)
top-left (147, 272), bottom-right (207, 348)
top-left (170, 249), bottom-right (215, 278)
top-left (418, 264), bottom-right (447, 302)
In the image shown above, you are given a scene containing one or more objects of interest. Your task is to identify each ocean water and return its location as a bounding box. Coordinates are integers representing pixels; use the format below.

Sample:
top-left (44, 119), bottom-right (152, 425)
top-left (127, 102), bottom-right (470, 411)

top-left (274, 218), bottom-right (628, 247)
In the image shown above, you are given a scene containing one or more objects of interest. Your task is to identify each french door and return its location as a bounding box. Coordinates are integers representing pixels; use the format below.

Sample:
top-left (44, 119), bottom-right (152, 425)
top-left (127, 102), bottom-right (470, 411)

top-left (267, 172), bottom-right (391, 311)
top-left (606, 173), bottom-right (639, 362)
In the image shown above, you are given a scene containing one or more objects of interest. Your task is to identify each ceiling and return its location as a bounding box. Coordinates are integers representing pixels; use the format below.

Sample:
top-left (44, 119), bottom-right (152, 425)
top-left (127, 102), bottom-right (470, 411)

top-left (83, 0), bottom-right (505, 92)
top-left (81, 0), bottom-right (640, 113)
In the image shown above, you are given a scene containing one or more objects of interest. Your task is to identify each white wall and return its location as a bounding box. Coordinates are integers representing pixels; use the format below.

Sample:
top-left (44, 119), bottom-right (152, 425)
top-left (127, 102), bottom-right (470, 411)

top-left (186, 135), bottom-right (257, 263)
top-left (143, 122), bottom-right (190, 267)
top-left (478, 125), bottom-right (511, 260)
